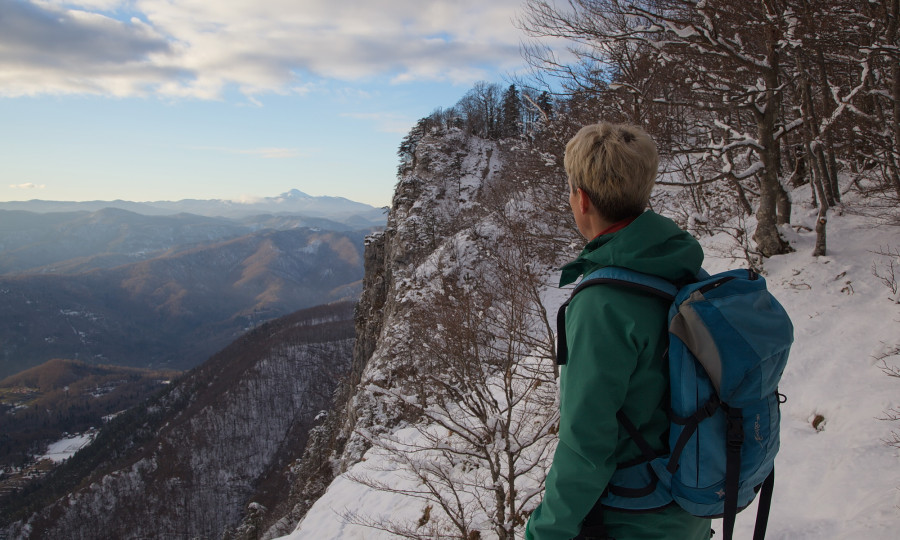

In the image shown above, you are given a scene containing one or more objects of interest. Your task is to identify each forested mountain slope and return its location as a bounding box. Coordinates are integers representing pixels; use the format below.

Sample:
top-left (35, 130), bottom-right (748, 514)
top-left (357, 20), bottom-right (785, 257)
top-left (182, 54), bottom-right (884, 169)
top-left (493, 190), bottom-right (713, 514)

top-left (3, 302), bottom-right (356, 539)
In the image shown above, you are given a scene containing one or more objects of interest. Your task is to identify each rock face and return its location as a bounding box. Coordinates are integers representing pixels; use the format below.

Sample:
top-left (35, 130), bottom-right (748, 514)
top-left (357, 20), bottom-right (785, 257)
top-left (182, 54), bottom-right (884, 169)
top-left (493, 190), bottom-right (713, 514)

top-left (5, 302), bottom-right (356, 540)
top-left (260, 126), bottom-right (573, 538)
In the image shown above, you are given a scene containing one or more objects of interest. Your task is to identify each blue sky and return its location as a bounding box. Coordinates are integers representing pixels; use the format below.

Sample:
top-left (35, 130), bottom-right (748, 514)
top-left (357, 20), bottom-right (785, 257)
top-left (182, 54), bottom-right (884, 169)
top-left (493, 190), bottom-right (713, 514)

top-left (0, 0), bottom-right (537, 208)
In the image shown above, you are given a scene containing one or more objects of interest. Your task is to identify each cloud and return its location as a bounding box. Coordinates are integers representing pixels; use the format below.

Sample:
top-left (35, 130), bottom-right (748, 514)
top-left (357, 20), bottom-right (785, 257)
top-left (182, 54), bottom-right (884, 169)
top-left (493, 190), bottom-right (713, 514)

top-left (0, 0), bottom-right (181, 97)
top-left (0, 0), bottom-right (528, 99)
top-left (232, 194), bottom-right (264, 204)
top-left (9, 182), bottom-right (46, 190)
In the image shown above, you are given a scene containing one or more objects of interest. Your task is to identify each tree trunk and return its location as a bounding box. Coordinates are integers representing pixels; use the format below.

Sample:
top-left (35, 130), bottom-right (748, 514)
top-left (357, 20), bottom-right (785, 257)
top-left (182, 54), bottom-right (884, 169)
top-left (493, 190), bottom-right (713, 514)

top-left (815, 145), bottom-right (837, 207)
top-left (811, 148), bottom-right (830, 256)
top-left (813, 208), bottom-right (827, 257)
top-left (789, 146), bottom-right (807, 188)
top-left (824, 134), bottom-right (841, 204)
top-left (800, 72), bottom-right (836, 207)
top-left (815, 47), bottom-right (842, 203)
top-left (753, 45), bottom-right (791, 257)
top-left (754, 143), bottom-right (790, 256)
top-left (892, 24), bottom-right (900, 199)
top-left (776, 179), bottom-right (791, 225)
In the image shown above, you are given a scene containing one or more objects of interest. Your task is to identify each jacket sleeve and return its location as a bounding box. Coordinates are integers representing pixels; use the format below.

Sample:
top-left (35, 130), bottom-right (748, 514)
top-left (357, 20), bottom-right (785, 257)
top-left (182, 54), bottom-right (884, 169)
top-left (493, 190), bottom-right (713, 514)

top-left (526, 287), bottom-right (641, 540)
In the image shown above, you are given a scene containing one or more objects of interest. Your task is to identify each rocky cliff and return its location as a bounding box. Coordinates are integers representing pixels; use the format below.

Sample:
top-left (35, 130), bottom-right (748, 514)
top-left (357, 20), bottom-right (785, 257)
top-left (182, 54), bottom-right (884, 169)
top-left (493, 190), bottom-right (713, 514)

top-left (260, 125), bottom-right (576, 538)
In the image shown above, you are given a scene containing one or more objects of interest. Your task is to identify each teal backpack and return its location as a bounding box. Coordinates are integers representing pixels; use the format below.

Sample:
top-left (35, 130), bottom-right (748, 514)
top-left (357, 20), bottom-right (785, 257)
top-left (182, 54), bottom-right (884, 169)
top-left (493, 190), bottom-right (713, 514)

top-left (556, 266), bottom-right (793, 540)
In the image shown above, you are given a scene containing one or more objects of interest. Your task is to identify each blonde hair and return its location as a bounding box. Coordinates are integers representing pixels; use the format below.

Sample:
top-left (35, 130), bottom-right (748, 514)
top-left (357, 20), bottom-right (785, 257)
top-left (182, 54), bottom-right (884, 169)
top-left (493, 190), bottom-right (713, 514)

top-left (564, 122), bottom-right (658, 221)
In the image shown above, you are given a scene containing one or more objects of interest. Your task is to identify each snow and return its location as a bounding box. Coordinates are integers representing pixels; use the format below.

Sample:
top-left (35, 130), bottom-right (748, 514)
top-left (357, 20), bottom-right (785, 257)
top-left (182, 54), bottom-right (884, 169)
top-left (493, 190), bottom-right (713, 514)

top-left (717, 203), bottom-right (900, 540)
top-left (39, 433), bottom-right (97, 463)
top-left (285, 427), bottom-right (433, 539)
top-left (667, 23), bottom-right (700, 39)
top-left (300, 239), bottom-right (321, 254)
top-left (281, 185), bottom-right (900, 539)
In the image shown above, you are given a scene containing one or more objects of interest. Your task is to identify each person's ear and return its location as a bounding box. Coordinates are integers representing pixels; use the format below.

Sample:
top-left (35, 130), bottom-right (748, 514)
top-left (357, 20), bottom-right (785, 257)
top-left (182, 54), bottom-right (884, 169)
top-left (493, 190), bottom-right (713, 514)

top-left (577, 188), bottom-right (591, 214)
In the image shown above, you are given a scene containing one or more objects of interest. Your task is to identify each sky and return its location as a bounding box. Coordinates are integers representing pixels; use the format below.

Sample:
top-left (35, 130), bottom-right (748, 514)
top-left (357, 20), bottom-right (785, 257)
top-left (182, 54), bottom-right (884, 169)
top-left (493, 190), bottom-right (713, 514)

top-left (0, 0), bottom-right (539, 208)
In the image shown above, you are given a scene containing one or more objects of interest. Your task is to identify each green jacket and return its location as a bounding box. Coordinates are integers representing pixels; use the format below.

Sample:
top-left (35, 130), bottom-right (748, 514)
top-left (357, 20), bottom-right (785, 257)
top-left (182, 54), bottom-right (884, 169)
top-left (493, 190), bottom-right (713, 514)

top-left (526, 211), bottom-right (711, 540)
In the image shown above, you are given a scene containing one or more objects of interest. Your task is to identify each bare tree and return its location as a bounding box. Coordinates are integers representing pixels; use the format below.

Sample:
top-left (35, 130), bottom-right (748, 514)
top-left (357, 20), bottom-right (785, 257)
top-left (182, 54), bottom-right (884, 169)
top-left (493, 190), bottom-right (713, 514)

top-left (347, 236), bottom-right (559, 539)
top-left (520, 0), bottom-right (900, 255)
top-left (520, 1), bottom-right (800, 255)
top-left (838, 0), bottom-right (900, 213)
top-left (456, 82), bottom-right (504, 140)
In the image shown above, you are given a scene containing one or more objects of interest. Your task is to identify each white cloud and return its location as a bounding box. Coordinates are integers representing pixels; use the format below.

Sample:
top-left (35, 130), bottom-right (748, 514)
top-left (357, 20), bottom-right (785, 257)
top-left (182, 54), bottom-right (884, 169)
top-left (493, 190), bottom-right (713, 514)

top-left (43, 0), bottom-right (127, 9)
top-left (232, 194), bottom-right (264, 204)
top-left (9, 182), bottom-right (47, 190)
top-left (0, 0), bottom-right (177, 97)
top-left (0, 0), bottom-right (528, 99)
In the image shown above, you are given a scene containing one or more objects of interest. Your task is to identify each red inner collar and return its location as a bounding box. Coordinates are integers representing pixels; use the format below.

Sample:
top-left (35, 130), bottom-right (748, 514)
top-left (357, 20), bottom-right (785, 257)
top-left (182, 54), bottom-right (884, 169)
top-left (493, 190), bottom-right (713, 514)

top-left (593, 216), bottom-right (637, 239)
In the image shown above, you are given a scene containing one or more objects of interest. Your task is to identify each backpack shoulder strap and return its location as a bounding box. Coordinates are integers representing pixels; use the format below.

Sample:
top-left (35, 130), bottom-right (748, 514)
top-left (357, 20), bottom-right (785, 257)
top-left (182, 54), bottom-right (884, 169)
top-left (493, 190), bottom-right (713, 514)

top-left (556, 266), bottom-right (677, 365)
top-left (578, 266), bottom-right (679, 300)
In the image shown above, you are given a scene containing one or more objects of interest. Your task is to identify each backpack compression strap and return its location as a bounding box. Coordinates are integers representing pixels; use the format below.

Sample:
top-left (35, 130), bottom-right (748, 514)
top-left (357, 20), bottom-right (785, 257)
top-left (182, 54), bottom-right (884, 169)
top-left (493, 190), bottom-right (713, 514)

top-left (753, 468), bottom-right (776, 540)
top-left (556, 267), bottom-right (677, 365)
top-left (724, 405), bottom-right (744, 540)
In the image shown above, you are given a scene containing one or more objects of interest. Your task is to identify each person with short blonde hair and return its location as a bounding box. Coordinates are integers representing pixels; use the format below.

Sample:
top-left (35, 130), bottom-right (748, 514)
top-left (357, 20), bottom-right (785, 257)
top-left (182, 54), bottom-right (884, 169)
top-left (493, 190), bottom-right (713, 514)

top-left (526, 123), bottom-right (711, 540)
top-left (564, 122), bottom-right (659, 223)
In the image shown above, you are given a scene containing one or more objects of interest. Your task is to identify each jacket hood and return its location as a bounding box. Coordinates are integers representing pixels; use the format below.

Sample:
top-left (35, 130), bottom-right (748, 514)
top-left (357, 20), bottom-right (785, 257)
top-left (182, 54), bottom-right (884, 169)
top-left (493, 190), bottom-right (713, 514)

top-left (559, 211), bottom-right (704, 287)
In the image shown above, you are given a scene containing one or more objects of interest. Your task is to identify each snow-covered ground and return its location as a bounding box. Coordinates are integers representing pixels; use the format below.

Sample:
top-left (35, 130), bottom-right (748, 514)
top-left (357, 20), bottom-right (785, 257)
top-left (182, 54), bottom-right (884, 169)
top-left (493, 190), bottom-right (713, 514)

top-left (286, 426), bottom-right (440, 539)
top-left (284, 190), bottom-right (900, 539)
top-left (39, 432), bottom-right (97, 463)
top-left (724, 202), bottom-right (900, 540)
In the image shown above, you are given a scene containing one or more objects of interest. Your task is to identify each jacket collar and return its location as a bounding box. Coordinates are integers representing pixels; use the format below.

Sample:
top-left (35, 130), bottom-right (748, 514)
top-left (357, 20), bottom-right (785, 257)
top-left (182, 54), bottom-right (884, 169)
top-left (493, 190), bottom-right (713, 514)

top-left (559, 223), bottom-right (630, 287)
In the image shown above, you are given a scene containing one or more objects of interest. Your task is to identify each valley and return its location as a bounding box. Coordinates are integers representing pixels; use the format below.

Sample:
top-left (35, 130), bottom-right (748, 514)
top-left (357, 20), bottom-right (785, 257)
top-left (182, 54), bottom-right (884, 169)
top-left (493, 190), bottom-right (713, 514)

top-left (0, 359), bottom-right (179, 517)
top-left (1, 301), bottom-right (357, 537)
top-left (0, 198), bottom-right (381, 379)
top-left (0, 194), bottom-right (378, 532)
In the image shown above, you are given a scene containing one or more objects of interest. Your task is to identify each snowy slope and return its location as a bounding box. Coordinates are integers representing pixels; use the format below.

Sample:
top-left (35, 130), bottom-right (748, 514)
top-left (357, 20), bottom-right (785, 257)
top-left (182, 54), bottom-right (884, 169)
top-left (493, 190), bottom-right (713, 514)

top-left (39, 433), bottom-right (97, 463)
top-left (723, 201), bottom-right (900, 540)
top-left (282, 185), bottom-right (900, 539)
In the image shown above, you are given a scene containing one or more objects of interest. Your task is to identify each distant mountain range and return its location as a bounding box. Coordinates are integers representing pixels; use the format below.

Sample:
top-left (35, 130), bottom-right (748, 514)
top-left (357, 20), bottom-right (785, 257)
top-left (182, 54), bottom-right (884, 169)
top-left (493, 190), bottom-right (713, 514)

top-left (0, 193), bottom-right (381, 379)
top-left (0, 189), bottom-right (387, 226)
top-left (0, 206), bottom-right (374, 275)
top-left (0, 226), bottom-right (368, 378)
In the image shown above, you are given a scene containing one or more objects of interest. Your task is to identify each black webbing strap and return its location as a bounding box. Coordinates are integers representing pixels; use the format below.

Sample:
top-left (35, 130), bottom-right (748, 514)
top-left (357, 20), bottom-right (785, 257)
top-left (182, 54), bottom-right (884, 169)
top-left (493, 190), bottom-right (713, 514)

top-left (753, 467), bottom-right (775, 540)
top-left (723, 407), bottom-right (744, 540)
top-left (616, 410), bottom-right (658, 462)
top-left (666, 396), bottom-right (721, 474)
top-left (602, 410), bottom-right (661, 498)
top-left (556, 296), bottom-right (571, 365)
top-left (605, 472), bottom-right (659, 498)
